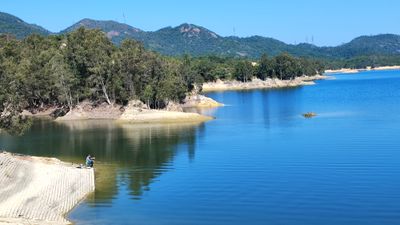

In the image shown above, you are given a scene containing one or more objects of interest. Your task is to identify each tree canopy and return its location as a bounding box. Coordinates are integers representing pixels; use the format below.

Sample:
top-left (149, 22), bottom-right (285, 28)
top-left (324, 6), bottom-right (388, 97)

top-left (0, 28), bottom-right (323, 135)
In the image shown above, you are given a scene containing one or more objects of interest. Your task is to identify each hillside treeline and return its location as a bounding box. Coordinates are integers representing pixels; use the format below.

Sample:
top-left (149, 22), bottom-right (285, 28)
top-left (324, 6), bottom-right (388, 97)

top-left (0, 28), bottom-right (323, 134)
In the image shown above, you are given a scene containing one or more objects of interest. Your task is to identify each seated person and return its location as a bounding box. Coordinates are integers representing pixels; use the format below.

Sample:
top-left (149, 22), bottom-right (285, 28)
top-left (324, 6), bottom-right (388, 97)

top-left (86, 154), bottom-right (95, 168)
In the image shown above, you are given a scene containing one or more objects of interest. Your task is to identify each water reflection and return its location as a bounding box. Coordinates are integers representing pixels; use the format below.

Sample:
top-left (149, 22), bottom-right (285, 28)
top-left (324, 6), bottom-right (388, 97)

top-left (0, 119), bottom-right (203, 203)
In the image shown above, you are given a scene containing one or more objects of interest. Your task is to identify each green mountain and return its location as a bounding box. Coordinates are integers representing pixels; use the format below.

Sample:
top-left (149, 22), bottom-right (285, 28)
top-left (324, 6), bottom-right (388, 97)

top-left (330, 34), bottom-right (400, 58)
top-left (2, 12), bottom-right (400, 60)
top-left (59, 18), bottom-right (144, 44)
top-left (0, 12), bottom-right (50, 39)
top-left (61, 19), bottom-right (400, 59)
top-left (61, 21), bottom-right (301, 57)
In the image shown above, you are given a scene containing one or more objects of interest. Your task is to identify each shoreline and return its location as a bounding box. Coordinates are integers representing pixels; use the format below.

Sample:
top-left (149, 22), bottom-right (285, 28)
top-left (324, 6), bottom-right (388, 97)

top-left (22, 74), bottom-right (332, 122)
top-left (201, 75), bottom-right (328, 92)
top-left (117, 109), bottom-right (214, 124)
top-left (25, 94), bottom-right (222, 123)
top-left (325, 65), bottom-right (400, 74)
top-left (54, 100), bottom-right (215, 123)
top-left (0, 152), bottom-right (95, 225)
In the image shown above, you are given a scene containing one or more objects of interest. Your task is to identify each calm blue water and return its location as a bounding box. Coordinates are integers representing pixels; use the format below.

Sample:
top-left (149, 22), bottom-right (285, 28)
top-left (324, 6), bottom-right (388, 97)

top-left (1, 70), bottom-right (400, 225)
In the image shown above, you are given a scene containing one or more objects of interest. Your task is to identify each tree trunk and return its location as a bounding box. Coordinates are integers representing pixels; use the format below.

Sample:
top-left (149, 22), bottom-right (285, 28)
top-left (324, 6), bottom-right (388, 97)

top-left (67, 91), bottom-right (73, 110)
top-left (101, 80), bottom-right (112, 105)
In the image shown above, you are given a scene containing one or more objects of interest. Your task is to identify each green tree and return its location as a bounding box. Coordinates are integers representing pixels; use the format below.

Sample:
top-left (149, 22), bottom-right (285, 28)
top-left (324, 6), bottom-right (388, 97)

top-left (274, 53), bottom-right (298, 80)
top-left (0, 53), bottom-right (32, 135)
top-left (156, 61), bottom-right (187, 106)
top-left (234, 60), bottom-right (253, 82)
top-left (142, 84), bottom-right (154, 108)
top-left (257, 54), bottom-right (274, 80)
top-left (45, 51), bottom-right (77, 109)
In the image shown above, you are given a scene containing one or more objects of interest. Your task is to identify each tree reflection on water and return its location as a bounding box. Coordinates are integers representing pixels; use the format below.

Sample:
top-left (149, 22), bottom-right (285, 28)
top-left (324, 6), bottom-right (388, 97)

top-left (0, 119), bottom-right (204, 203)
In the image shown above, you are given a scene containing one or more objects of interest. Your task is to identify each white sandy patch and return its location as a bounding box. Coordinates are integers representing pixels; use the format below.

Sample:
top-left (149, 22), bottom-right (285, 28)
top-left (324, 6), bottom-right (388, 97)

top-left (0, 152), bottom-right (94, 225)
top-left (325, 68), bottom-right (360, 74)
top-left (325, 65), bottom-right (400, 74)
top-left (202, 75), bottom-right (327, 92)
top-left (118, 109), bottom-right (213, 123)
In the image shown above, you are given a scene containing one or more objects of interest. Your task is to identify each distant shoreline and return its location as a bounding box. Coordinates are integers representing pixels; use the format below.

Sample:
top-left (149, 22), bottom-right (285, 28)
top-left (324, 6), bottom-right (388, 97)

top-left (325, 65), bottom-right (400, 74)
top-left (202, 75), bottom-right (328, 92)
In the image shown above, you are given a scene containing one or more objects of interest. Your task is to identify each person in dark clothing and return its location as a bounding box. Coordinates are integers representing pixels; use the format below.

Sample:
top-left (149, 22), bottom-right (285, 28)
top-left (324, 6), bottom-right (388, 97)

top-left (86, 154), bottom-right (95, 168)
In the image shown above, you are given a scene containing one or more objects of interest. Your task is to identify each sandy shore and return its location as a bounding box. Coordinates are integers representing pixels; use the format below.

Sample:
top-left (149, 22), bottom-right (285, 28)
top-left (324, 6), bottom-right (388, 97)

top-left (0, 152), bottom-right (95, 225)
top-left (324, 68), bottom-right (360, 74)
top-left (325, 65), bottom-right (400, 74)
top-left (55, 98), bottom-right (216, 123)
top-left (202, 75), bottom-right (327, 92)
top-left (117, 109), bottom-right (213, 123)
top-left (364, 65), bottom-right (400, 71)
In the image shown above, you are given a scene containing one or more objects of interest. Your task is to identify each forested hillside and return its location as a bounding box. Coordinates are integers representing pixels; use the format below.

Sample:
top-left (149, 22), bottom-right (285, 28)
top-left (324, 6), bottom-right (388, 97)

top-left (0, 28), bottom-right (323, 135)
top-left (61, 20), bottom-right (400, 64)
top-left (2, 12), bottom-right (400, 67)
top-left (0, 12), bottom-right (50, 39)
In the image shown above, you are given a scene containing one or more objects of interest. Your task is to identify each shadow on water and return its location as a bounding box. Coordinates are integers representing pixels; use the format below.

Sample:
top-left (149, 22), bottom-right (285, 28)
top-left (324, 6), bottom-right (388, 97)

top-left (259, 87), bottom-right (302, 128)
top-left (0, 119), bottom-right (204, 203)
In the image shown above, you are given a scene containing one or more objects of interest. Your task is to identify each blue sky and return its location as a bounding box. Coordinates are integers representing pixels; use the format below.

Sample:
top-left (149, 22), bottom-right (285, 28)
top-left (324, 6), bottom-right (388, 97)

top-left (2, 0), bottom-right (399, 46)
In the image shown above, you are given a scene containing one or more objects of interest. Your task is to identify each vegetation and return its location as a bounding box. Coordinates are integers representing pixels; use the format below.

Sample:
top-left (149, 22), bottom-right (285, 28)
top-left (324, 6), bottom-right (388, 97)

top-left (2, 12), bottom-right (400, 68)
top-left (0, 28), bottom-right (323, 134)
top-left (0, 12), bottom-right (50, 39)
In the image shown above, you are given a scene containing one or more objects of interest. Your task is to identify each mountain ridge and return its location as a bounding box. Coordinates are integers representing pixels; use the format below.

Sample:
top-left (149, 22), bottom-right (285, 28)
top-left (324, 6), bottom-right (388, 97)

top-left (1, 12), bottom-right (400, 59)
top-left (0, 12), bottom-right (51, 39)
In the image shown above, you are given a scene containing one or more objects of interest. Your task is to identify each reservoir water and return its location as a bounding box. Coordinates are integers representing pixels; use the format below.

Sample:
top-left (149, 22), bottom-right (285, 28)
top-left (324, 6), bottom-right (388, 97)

top-left (1, 70), bottom-right (400, 225)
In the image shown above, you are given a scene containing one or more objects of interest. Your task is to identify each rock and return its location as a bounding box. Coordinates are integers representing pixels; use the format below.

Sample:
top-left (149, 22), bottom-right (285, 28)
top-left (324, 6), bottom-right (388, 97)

top-left (165, 101), bottom-right (183, 112)
top-left (127, 100), bottom-right (148, 110)
top-left (51, 107), bottom-right (70, 118)
top-left (303, 112), bottom-right (317, 118)
top-left (182, 94), bottom-right (223, 108)
top-left (55, 100), bottom-right (124, 121)
top-left (202, 75), bottom-right (328, 92)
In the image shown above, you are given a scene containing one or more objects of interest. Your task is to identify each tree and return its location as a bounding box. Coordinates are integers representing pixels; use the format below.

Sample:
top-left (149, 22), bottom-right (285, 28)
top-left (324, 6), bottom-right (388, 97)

top-left (193, 58), bottom-right (215, 82)
top-left (142, 84), bottom-right (154, 108)
top-left (118, 39), bottom-right (147, 99)
top-left (156, 61), bottom-right (187, 107)
top-left (85, 30), bottom-right (116, 105)
top-left (45, 51), bottom-right (77, 109)
top-left (274, 53), bottom-right (298, 80)
top-left (234, 61), bottom-right (253, 82)
top-left (180, 54), bottom-right (197, 91)
top-left (257, 54), bottom-right (274, 80)
top-left (0, 54), bottom-right (32, 135)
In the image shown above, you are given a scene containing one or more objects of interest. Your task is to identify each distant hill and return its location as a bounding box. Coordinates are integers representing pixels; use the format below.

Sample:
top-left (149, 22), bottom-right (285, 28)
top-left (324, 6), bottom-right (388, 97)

top-left (61, 20), bottom-right (310, 57)
top-left (60, 19), bottom-right (400, 59)
top-left (60, 18), bottom-right (144, 44)
top-left (2, 12), bottom-right (400, 60)
top-left (0, 12), bottom-right (50, 39)
top-left (330, 34), bottom-right (400, 58)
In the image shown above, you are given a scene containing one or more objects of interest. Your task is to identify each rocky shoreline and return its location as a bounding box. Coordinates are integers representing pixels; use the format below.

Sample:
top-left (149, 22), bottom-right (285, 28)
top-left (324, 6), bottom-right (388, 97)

top-left (202, 75), bottom-right (328, 92)
top-left (22, 75), bottom-right (331, 122)
top-left (23, 94), bottom-right (222, 123)
top-left (325, 65), bottom-right (400, 74)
